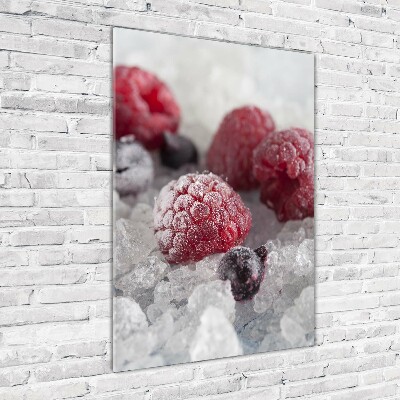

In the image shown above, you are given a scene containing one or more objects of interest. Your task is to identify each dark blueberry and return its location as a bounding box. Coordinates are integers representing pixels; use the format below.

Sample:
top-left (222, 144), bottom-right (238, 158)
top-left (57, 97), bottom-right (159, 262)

top-left (115, 139), bottom-right (153, 196)
top-left (254, 244), bottom-right (268, 261)
top-left (218, 246), bottom-right (267, 301)
top-left (160, 132), bottom-right (198, 169)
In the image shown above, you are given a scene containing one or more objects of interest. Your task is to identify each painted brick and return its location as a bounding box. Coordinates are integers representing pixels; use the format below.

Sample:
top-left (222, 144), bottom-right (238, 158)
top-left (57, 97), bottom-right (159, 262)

top-left (0, 32), bottom-right (93, 59)
top-left (31, 18), bottom-right (110, 43)
top-left (0, 14), bottom-right (31, 35)
top-left (9, 230), bottom-right (65, 246)
top-left (11, 52), bottom-right (109, 78)
top-left (0, 303), bottom-right (89, 327)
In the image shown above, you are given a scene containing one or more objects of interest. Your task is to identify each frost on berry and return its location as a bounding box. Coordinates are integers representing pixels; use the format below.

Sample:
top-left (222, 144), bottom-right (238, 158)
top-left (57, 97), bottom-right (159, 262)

top-left (207, 106), bottom-right (275, 190)
top-left (114, 66), bottom-right (180, 149)
top-left (153, 173), bottom-right (252, 264)
top-left (253, 128), bottom-right (314, 222)
top-left (115, 140), bottom-right (154, 197)
top-left (218, 246), bottom-right (266, 301)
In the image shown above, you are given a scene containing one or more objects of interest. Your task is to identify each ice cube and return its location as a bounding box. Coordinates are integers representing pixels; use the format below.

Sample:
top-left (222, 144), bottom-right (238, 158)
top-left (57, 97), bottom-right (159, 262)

top-left (114, 332), bottom-right (155, 371)
top-left (187, 280), bottom-right (236, 322)
top-left (237, 308), bottom-right (275, 345)
top-left (113, 297), bottom-right (148, 341)
top-left (258, 332), bottom-right (290, 352)
top-left (189, 306), bottom-right (242, 362)
top-left (162, 326), bottom-right (194, 365)
top-left (114, 190), bottom-right (131, 221)
top-left (114, 209), bottom-right (158, 275)
top-left (150, 312), bottom-right (175, 351)
top-left (280, 286), bottom-right (314, 347)
top-left (154, 278), bottom-right (236, 365)
top-left (153, 263), bottom-right (217, 309)
top-left (294, 239), bottom-right (314, 276)
top-left (253, 234), bottom-right (314, 314)
top-left (114, 255), bottom-right (168, 310)
top-left (233, 299), bottom-right (258, 335)
top-left (147, 302), bottom-right (179, 324)
top-left (113, 297), bottom-right (151, 371)
top-left (114, 302), bottom-right (175, 371)
top-left (195, 253), bottom-right (224, 275)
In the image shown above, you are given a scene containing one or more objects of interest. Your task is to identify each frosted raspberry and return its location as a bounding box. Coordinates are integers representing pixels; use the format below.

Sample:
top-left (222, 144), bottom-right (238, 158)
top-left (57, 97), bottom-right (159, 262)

top-left (153, 173), bottom-right (252, 264)
top-left (114, 66), bottom-right (180, 150)
top-left (206, 106), bottom-right (275, 190)
top-left (253, 128), bottom-right (314, 222)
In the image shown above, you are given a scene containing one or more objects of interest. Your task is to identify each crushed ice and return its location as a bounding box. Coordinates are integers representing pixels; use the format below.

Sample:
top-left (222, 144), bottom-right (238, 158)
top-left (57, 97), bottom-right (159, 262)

top-left (114, 177), bottom-right (314, 371)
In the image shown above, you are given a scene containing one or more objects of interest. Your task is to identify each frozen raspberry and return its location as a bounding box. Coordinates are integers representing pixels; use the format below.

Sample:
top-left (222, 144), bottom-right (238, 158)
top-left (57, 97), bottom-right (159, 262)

top-left (253, 128), bottom-right (314, 222)
top-left (153, 172), bottom-right (252, 264)
top-left (218, 245), bottom-right (267, 301)
top-left (160, 132), bottom-right (198, 170)
top-left (206, 106), bottom-right (275, 190)
top-left (115, 139), bottom-right (153, 197)
top-left (114, 66), bottom-right (180, 150)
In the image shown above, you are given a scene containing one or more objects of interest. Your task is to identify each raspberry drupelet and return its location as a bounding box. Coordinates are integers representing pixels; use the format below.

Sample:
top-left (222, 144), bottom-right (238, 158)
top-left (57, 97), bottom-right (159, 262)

top-left (253, 128), bottom-right (314, 222)
top-left (206, 106), bottom-right (276, 190)
top-left (153, 172), bottom-right (252, 264)
top-left (114, 66), bottom-right (181, 150)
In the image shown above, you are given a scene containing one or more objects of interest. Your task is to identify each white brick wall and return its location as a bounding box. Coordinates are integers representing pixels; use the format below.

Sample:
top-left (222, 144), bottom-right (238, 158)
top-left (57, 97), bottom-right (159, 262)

top-left (0, 0), bottom-right (399, 398)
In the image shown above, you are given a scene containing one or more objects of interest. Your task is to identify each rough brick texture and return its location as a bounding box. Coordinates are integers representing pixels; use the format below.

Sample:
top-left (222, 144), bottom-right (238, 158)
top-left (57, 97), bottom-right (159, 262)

top-left (1, 0), bottom-right (400, 399)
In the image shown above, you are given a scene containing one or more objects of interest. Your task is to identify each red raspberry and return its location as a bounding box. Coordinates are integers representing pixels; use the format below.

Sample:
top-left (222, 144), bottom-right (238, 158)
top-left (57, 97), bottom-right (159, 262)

top-left (206, 106), bottom-right (275, 190)
top-left (114, 66), bottom-right (180, 150)
top-left (253, 128), bottom-right (314, 222)
top-left (153, 172), bottom-right (252, 264)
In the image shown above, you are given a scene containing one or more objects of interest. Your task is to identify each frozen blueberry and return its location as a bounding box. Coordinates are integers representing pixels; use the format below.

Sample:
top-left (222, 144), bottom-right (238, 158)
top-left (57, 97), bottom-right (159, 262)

top-left (115, 139), bottom-right (154, 197)
top-left (218, 246), bottom-right (267, 301)
top-left (160, 132), bottom-right (198, 169)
